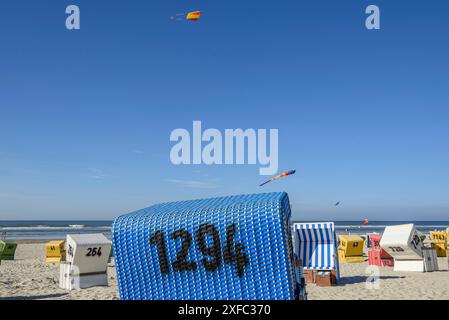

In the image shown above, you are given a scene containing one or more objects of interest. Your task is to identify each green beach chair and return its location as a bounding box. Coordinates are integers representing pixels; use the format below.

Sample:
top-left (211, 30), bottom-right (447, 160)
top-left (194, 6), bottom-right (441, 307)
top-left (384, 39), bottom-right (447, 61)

top-left (0, 240), bottom-right (18, 261)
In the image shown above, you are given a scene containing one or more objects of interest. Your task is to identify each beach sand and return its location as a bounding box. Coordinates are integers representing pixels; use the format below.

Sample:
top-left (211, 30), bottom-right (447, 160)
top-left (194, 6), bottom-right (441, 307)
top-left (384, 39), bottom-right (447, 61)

top-left (1, 243), bottom-right (448, 300)
top-left (307, 257), bottom-right (449, 300)
top-left (0, 243), bottom-right (119, 300)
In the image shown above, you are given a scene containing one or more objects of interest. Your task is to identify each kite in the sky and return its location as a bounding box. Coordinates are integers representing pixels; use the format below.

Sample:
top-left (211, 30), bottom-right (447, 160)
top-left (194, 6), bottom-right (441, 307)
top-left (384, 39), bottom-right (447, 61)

top-left (186, 11), bottom-right (202, 21)
top-left (259, 170), bottom-right (296, 187)
top-left (171, 11), bottom-right (202, 21)
top-left (335, 201), bottom-right (341, 206)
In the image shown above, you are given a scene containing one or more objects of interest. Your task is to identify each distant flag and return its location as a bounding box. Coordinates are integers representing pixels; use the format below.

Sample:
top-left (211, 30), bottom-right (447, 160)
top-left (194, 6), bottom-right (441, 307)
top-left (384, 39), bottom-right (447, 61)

top-left (358, 218), bottom-right (369, 228)
top-left (259, 170), bottom-right (296, 187)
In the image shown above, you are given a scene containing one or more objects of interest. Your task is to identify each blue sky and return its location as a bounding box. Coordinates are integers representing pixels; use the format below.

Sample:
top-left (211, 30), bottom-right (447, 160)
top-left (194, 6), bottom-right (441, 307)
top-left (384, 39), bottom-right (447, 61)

top-left (1, 0), bottom-right (448, 220)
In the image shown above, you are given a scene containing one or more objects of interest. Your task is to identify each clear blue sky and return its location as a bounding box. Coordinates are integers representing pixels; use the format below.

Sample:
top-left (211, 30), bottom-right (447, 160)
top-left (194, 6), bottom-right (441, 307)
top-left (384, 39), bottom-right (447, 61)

top-left (1, 1), bottom-right (448, 220)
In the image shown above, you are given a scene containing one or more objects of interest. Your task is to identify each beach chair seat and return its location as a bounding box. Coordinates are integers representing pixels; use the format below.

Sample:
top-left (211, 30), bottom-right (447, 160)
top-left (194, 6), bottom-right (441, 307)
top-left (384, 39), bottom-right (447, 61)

top-left (0, 241), bottom-right (17, 261)
top-left (393, 251), bottom-right (437, 272)
top-left (112, 192), bottom-right (299, 300)
top-left (59, 261), bottom-right (109, 290)
top-left (45, 240), bottom-right (66, 263)
top-left (315, 271), bottom-right (337, 287)
top-left (394, 259), bottom-right (425, 272)
top-left (338, 250), bottom-right (364, 263)
top-left (368, 250), bottom-right (394, 267)
top-left (60, 233), bottom-right (112, 289)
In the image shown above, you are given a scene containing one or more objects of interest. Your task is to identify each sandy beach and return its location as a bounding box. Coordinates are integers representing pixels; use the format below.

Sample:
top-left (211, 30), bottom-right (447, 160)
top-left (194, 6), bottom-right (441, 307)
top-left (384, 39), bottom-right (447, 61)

top-left (0, 243), bottom-right (119, 300)
top-left (0, 242), bottom-right (448, 300)
top-left (307, 258), bottom-right (449, 300)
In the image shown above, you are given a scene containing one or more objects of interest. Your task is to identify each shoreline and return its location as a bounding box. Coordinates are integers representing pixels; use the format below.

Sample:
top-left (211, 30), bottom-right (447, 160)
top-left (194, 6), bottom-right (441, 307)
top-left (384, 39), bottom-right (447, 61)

top-left (6, 239), bottom-right (53, 244)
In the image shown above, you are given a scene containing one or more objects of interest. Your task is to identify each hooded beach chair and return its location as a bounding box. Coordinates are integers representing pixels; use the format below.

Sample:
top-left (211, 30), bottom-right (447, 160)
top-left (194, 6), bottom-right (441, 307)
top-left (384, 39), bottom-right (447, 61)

top-left (45, 240), bottom-right (66, 263)
top-left (0, 240), bottom-right (18, 261)
top-left (367, 233), bottom-right (394, 267)
top-left (112, 192), bottom-right (300, 300)
top-left (380, 224), bottom-right (430, 272)
top-left (293, 222), bottom-right (340, 285)
top-left (59, 233), bottom-right (112, 289)
top-left (338, 235), bottom-right (365, 263)
top-left (430, 231), bottom-right (447, 257)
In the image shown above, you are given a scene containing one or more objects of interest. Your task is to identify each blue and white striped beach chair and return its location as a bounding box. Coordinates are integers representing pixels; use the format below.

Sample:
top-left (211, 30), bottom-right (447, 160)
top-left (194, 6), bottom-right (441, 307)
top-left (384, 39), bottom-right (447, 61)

top-left (112, 192), bottom-right (299, 300)
top-left (293, 222), bottom-right (340, 283)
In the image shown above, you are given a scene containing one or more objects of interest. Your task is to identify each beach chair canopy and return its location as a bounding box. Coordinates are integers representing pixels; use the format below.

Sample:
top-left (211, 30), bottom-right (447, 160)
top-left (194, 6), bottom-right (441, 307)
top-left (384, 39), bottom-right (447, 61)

top-left (293, 222), bottom-right (339, 274)
top-left (380, 224), bottom-right (423, 260)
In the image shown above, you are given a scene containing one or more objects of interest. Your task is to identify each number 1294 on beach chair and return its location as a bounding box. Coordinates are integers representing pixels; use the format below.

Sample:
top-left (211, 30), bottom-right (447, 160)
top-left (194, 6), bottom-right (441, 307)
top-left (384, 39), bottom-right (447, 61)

top-left (112, 192), bottom-right (300, 300)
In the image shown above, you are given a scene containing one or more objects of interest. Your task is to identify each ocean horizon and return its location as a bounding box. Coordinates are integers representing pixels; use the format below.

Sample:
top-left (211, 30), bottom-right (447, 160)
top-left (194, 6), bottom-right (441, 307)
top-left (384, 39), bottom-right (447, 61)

top-left (1, 220), bottom-right (448, 241)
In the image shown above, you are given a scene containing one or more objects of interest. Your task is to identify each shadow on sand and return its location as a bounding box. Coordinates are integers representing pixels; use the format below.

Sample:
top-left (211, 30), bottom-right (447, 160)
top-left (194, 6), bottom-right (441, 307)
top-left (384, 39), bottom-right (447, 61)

top-left (340, 275), bottom-right (405, 285)
top-left (1, 293), bottom-right (68, 300)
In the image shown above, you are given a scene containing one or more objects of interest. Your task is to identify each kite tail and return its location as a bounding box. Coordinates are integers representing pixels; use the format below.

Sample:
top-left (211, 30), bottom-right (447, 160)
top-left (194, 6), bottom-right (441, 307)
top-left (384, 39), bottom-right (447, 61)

top-left (259, 180), bottom-right (272, 187)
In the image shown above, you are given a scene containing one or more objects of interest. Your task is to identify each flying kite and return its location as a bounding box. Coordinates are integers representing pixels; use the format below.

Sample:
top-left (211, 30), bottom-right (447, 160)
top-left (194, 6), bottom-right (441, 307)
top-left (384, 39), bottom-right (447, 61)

top-left (186, 11), bottom-right (202, 21)
top-left (259, 170), bottom-right (296, 187)
top-left (335, 201), bottom-right (341, 206)
top-left (171, 11), bottom-right (202, 21)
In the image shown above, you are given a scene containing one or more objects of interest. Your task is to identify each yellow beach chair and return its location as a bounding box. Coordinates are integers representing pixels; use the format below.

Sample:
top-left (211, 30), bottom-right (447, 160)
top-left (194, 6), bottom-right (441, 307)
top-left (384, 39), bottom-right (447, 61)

top-left (45, 240), bottom-right (66, 263)
top-left (430, 231), bottom-right (447, 257)
top-left (338, 235), bottom-right (365, 263)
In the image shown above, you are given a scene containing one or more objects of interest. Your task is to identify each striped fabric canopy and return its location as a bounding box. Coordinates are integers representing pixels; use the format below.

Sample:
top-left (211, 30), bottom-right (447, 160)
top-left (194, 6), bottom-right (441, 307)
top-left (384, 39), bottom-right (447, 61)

top-left (293, 222), bottom-right (339, 279)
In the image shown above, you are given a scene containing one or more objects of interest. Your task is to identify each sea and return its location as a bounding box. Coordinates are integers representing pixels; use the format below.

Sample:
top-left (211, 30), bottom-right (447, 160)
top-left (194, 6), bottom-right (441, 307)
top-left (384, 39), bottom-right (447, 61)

top-left (0, 220), bottom-right (448, 241)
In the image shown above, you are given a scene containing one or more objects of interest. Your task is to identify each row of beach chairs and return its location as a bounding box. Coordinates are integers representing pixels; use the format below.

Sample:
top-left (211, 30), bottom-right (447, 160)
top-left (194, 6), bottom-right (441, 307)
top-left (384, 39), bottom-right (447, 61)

top-left (0, 234), bottom-right (113, 289)
top-left (1, 193), bottom-right (448, 300)
top-left (292, 223), bottom-right (448, 288)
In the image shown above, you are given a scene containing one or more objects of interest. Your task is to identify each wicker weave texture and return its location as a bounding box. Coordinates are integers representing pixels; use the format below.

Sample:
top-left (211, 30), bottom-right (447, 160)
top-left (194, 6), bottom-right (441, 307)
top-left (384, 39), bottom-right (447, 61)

top-left (112, 192), bottom-right (296, 300)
